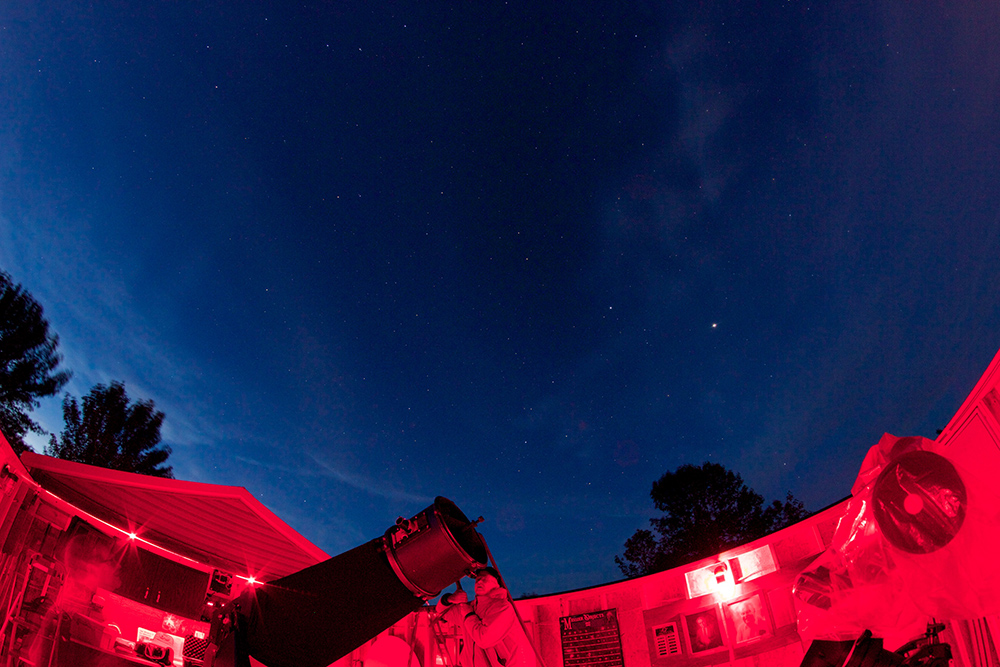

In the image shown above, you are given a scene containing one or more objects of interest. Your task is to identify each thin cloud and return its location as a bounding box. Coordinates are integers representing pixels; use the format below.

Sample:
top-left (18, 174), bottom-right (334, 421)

top-left (0, 212), bottom-right (230, 452)
top-left (306, 452), bottom-right (430, 504)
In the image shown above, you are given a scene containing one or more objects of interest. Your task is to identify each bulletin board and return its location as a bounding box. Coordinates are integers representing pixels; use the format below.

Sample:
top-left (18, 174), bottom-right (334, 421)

top-left (560, 608), bottom-right (625, 667)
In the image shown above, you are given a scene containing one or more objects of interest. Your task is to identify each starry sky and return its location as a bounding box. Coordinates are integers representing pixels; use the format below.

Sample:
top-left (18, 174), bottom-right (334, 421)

top-left (2, 1), bottom-right (1000, 596)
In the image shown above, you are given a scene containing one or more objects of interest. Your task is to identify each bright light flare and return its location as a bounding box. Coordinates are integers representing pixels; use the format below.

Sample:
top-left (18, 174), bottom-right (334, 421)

top-left (711, 563), bottom-right (736, 600)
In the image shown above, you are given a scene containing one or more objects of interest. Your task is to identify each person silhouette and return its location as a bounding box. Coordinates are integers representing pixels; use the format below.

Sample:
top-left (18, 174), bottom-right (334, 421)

top-left (690, 613), bottom-right (721, 651)
top-left (436, 568), bottom-right (536, 667)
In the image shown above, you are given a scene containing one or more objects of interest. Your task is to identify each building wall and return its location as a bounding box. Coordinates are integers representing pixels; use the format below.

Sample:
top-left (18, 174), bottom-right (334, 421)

top-left (512, 502), bottom-right (845, 667)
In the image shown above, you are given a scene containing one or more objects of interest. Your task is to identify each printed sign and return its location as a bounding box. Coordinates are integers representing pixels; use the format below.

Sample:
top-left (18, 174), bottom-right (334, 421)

top-left (560, 609), bottom-right (625, 667)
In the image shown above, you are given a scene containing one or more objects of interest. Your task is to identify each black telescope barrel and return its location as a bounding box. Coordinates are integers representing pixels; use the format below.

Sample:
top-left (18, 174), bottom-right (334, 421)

top-left (236, 497), bottom-right (486, 667)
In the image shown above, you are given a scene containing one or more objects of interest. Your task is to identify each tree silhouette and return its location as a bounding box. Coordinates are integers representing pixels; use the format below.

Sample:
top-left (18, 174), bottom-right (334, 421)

top-left (0, 270), bottom-right (71, 454)
top-left (615, 462), bottom-right (808, 578)
top-left (47, 381), bottom-right (173, 478)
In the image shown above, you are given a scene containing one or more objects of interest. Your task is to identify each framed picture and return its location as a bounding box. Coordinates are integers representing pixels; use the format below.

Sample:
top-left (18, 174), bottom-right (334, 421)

top-left (727, 594), bottom-right (771, 644)
top-left (685, 608), bottom-right (724, 654)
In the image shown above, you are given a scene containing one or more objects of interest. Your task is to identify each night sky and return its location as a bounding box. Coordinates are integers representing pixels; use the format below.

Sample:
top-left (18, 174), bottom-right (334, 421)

top-left (2, 1), bottom-right (1000, 595)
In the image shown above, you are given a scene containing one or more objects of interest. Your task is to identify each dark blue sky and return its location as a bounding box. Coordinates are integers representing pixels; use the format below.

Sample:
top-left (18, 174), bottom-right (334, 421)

top-left (2, 1), bottom-right (999, 595)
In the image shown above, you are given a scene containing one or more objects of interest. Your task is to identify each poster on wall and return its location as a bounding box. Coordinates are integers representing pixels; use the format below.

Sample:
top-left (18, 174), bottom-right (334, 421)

top-left (560, 609), bottom-right (625, 667)
top-left (685, 608), bottom-right (724, 654)
top-left (727, 594), bottom-right (771, 644)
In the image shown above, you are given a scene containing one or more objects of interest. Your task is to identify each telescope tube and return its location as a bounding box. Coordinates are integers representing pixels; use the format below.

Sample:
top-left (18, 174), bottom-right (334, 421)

top-left (214, 497), bottom-right (486, 667)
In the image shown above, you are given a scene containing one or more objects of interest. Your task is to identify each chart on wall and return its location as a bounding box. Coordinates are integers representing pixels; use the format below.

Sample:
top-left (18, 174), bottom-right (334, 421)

top-left (560, 609), bottom-right (625, 667)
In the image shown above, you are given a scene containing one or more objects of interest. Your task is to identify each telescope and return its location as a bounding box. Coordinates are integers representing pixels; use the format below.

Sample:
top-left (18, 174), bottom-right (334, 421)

top-left (205, 496), bottom-right (487, 667)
